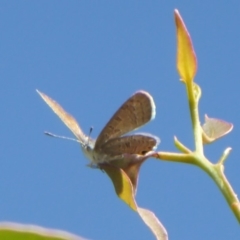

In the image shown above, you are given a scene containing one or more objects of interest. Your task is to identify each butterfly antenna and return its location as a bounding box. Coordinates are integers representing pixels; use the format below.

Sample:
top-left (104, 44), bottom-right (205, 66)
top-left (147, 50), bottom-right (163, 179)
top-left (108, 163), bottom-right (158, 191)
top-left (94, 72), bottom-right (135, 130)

top-left (44, 131), bottom-right (80, 143)
top-left (87, 127), bottom-right (93, 146)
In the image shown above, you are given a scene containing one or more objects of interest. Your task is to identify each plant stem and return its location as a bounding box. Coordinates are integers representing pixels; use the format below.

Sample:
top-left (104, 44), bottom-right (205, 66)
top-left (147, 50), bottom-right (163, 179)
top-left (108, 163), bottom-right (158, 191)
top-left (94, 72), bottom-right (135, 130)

top-left (190, 153), bottom-right (240, 222)
top-left (186, 82), bottom-right (203, 154)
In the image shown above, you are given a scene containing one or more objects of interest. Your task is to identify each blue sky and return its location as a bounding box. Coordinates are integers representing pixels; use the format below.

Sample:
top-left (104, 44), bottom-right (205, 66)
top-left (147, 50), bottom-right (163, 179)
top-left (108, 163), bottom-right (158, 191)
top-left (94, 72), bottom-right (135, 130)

top-left (0, 1), bottom-right (240, 240)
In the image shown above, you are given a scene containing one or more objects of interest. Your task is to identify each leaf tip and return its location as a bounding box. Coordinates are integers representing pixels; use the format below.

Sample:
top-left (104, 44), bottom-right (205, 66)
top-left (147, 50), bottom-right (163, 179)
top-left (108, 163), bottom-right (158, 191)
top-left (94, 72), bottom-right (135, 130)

top-left (175, 10), bottom-right (197, 82)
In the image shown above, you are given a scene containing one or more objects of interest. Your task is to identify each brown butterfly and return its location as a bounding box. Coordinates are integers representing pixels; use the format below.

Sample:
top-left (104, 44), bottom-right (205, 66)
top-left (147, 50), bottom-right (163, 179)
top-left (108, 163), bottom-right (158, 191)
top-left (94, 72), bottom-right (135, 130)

top-left (37, 90), bottom-right (160, 167)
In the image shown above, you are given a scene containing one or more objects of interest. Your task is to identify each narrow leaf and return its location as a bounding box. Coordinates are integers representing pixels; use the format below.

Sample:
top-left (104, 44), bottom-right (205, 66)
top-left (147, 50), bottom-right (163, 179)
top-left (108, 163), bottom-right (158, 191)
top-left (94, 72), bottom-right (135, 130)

top-left (103, 165), bottom-right (168, 240)
top-left (102, 164), bottom-right (138, 211)
top-left (174, 9), bottom-right (197, 82)
top-left (138, 208), bottom-right (168, 240)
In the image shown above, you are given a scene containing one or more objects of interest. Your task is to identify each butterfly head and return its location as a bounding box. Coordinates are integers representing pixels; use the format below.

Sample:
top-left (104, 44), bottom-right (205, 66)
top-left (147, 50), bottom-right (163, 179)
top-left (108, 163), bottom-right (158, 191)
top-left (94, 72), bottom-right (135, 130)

top-left (80, 137), bottom-right (94, 161)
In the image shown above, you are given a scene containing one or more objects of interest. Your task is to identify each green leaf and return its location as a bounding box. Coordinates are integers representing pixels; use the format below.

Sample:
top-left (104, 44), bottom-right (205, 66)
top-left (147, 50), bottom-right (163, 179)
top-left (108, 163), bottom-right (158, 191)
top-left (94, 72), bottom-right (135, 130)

top-left (174, 9), bottom-right (197, 82)
top-left (202, 115), bottom-right (233, 144)
top-left (0, 222), bottom-right (87, 240)
top-left (138, 208), bottom-right (168, 240)
top-left (102, 164), bottom-right (138, 211)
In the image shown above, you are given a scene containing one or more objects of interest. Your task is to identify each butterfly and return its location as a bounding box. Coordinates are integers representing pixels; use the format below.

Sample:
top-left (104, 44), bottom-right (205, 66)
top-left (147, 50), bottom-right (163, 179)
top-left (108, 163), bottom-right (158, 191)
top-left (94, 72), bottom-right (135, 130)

top-left (37, 90), bottom-right (160, 167)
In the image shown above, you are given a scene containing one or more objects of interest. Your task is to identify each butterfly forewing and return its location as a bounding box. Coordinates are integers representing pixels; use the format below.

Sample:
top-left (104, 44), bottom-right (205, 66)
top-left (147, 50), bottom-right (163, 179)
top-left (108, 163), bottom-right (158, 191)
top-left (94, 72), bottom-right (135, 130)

top-left (36, 90), bottom-right (89, 145)
top-left (100, 134), bottom-right (160, 156)
top-left (94, 91), bottom-right (156, 150)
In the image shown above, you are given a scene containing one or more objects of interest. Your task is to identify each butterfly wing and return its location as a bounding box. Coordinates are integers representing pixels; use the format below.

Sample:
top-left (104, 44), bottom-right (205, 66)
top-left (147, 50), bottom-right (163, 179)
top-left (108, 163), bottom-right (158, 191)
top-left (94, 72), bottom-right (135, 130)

top-left (94, 91), bottom-right (156, 150)
top-left (100, 134), bottom-right (160, 156)
top-left (37, 90), bottom-right (90, 145)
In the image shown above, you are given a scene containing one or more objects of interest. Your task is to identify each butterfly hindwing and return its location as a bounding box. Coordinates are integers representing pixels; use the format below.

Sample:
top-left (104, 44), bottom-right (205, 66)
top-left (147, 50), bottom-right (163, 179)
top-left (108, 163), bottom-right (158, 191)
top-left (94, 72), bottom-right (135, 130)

top-left (100, 134), bottom-right (160, 157)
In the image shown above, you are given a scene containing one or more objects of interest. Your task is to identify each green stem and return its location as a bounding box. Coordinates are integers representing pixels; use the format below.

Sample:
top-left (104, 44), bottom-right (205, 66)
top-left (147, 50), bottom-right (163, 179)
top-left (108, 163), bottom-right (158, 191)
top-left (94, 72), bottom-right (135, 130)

top-left (186, 81), bottom-right (203, 154)
top-left (174, 136), bottom-right (191, 153)
top-left (196, 156), bottom-right (240, 222)
top-left (156, 151), bottom-right (240, 222)
top-left (156, 152), bottom-right (194, 164)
